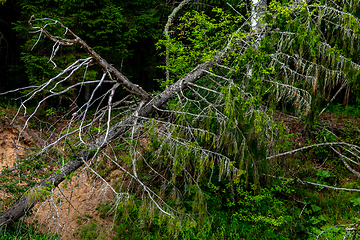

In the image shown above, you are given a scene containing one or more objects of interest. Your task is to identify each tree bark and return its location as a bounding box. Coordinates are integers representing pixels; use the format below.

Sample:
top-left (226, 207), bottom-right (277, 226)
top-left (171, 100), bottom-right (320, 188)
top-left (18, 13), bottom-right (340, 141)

top-left (0, 34), bottom-right (232, 227)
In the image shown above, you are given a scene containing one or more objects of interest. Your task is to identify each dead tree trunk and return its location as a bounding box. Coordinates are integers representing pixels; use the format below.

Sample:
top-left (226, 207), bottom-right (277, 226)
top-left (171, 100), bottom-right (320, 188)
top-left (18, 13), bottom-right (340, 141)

top-left (0, 27), bottom-right (232, 227)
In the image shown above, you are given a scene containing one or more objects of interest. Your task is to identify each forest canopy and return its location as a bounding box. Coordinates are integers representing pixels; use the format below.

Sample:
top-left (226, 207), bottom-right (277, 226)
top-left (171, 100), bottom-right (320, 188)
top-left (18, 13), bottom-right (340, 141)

top-left (1, 0), bottom-right (360, 239)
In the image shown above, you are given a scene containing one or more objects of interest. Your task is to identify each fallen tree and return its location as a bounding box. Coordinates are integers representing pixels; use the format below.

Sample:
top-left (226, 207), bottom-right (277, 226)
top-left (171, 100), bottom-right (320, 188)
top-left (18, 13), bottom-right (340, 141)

top-left (0, 13), bottom-right (235, 227)
top-left (2, 2), bottom-right (360, 239)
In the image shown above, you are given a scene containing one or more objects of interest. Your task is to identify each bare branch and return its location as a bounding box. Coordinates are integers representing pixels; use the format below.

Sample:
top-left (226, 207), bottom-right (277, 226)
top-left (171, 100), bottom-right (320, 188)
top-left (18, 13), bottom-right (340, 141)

top-left (164, 0), bottom-right (192, 82)
top-left (29, 18), bottom-right (151, 101)
top-left (267, 142), bottom-right (360, 160)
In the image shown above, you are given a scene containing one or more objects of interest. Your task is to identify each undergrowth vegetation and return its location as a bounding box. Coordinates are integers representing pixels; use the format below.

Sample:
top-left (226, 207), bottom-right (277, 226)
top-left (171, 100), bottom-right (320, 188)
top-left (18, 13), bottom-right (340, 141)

top-left (72, 114), bottom-right (360, 240)
top-left (61, 107), bottom-right (360, 239)
top-left (0, 222), bottom-right (58, 240)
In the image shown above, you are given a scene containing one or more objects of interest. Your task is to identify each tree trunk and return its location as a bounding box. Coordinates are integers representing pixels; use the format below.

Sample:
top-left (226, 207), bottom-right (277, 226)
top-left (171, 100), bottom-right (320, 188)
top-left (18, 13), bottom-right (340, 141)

top-left (251, 0), bottom-right (267, 48)
top-left (247, 0), bottom-right (267, 78)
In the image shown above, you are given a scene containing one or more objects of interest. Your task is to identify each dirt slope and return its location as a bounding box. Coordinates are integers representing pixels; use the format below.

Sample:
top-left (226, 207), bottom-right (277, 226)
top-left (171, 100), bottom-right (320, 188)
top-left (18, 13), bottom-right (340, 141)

top-left (0, 113), bottom-right (116, 239)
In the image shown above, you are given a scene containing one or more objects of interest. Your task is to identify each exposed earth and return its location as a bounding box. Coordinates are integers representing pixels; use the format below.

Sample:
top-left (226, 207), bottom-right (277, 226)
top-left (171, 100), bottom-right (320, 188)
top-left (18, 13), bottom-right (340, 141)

top-left (0, 112), bottom-right (116, 239)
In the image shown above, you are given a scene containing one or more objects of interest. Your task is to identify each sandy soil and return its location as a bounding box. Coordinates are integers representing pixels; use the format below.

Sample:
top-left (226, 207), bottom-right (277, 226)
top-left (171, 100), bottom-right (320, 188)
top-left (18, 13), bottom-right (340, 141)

top-left (0, 129), bottom-right (25, 171)
top-left (0, 115), bottom-right (117, 239)
top-left (0, 118), bottom-right (27, 212)
top-left (28, 171), bottom-right (116, 239)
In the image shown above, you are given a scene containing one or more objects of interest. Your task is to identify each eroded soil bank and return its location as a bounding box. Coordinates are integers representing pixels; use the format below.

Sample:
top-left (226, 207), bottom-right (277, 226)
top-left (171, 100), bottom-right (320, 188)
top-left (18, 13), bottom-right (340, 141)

top-left (0, 113), bottom-right (117, 239)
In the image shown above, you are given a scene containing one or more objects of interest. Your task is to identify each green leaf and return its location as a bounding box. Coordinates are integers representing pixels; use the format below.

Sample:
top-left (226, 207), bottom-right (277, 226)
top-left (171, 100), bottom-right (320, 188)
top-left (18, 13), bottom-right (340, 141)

top-left (311, 204), bottom-right (321, 213)
top-left (316, 170), bottom-right (330, 178)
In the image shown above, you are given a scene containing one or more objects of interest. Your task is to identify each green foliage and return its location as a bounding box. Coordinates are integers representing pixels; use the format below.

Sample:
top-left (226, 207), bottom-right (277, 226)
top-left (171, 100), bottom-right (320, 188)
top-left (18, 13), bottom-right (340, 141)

top-left (98, 176), bottom-right (301, 239)
top-left (147, 0), bottom-right (360, 226)
top-left (157, 7), bottom-right (244, 87)
top-left (75, 220), bottom-right (110, 240)
top-left (198, 178), bottom-right (295, 239)
top-left (26, 185), bottom-right (54, 205)
top-left (15, 0), bottom-right (163, 61)
top-left (0, 222), bottom-right (58, 240)
top-left (0, 153), bottom-right (53, 215)
top-left (327, 103), bottom-right (360, 116)
top-left (96, 198), bottom-right (175, 240)
top-left (4, 0), bottom-right (167, 107)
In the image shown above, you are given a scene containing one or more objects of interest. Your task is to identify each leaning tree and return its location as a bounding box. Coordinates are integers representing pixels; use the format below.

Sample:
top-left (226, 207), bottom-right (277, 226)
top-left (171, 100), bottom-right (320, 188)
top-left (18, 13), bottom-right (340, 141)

top-left (1, 0), bottom-right (360, 238)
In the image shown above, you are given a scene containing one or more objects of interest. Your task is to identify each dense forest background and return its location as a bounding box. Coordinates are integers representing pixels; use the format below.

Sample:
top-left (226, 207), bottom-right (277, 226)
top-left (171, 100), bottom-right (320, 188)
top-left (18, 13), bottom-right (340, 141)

top-left (1, 0), bottom-right (360, 239)
top-left (0, 0), bottom-right (172, 101)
